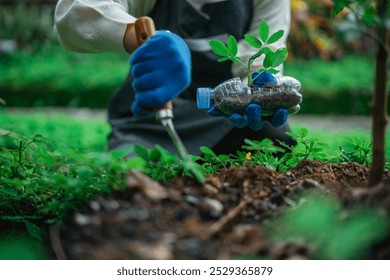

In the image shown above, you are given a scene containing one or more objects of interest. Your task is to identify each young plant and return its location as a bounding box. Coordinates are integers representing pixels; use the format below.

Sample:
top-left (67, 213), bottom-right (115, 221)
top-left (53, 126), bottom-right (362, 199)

top-left (196, 146), bottom-right (232, 174)
top-left (285, 128), bottom-right (330, 162)
top-left (209, 20), bottom-right (288, 87)
top-left (133, 144), bottom-right (205, 183)
top-left (241, 138), bottom-right (286, 170)
top-left (240, 128), bottom-right (331, 172)
top-left (339, 137), bottom-right (372, 166)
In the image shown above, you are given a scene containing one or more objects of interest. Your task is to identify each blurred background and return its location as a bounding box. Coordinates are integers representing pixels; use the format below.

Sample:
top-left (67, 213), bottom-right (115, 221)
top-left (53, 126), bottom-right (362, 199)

top-left (0, 0), bottom-right (388, 115)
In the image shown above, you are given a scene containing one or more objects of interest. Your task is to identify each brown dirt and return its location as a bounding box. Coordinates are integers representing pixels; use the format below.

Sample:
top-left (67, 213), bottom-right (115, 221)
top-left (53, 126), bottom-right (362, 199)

top-left (51, 160), bottom-right (390, 260)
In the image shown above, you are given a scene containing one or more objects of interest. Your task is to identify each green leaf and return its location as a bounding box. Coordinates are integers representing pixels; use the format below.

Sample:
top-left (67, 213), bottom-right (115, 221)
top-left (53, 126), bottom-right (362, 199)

top-left (217, 57), bottom-right (230, 62)
top-left (200, 146), bottom-right (217, 157)
top-left (272, 48), bottom-right (288, 68)
top-left (226, 35), bottom-right (238, 56)
top-left (134, 145), bottom-right (149, 161)
top-left (362, 7), bottom-right (378, 27)
top-left (125, 157), bottom-right (146, 170)
top-left (244, 34), bottom-right (262, 48)
top-left (264, 48), bottom-right (287, 69)
top-left (298, 127), bottom-right (309, 138)
top-left (263, 50), bottom-right (275, 68)
top-left (258, 20), bottom-right (269, 42)
top-left (25, 221), bottom-right (44, 241)
top-left (267, 30), bottom-right (285, 44)
top-left (217, 56), bottom-right (242, 63)
top-left (230, 57), bottom-right (242, 63)
top-left (209, 40), bottom-right (229, 56)
top-left (150, 148), bottom-right (162, 162)
top-left (267, 68), bottom-right (280, 75)
top-left (331, 0), bottom-right (351, 17)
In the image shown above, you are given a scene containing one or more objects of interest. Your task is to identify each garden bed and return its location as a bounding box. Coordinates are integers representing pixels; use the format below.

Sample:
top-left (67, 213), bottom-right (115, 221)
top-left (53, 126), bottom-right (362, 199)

top-left (52, 160), bottom-right (390, 260)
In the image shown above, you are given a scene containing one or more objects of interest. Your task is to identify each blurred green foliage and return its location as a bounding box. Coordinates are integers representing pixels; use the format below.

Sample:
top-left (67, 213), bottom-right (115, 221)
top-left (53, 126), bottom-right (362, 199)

top-left (0, 231), bottom-right (51, 260)
top-left (268, 192), bottom-right (389, 259)
top-left (0, 1), bottom-right (58, 51)
top-left (0, 46), bottom-right (129, 108)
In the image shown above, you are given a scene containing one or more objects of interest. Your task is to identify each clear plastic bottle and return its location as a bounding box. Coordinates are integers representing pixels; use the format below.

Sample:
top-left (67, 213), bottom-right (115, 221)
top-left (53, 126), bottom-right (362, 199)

top-left (197, 76), bottom-right (302, 116)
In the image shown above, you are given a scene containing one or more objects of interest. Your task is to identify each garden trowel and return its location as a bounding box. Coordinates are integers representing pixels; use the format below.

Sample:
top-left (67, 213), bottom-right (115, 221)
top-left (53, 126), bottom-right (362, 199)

top-left (134, 17), bottom-right (189, 160)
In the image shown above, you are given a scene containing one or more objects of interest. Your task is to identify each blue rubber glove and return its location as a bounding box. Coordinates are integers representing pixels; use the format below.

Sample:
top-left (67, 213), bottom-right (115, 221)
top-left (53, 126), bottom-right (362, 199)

top-left (208, 104), bottom-right (288, 130)
top-left (208, 71), bottom-right (288, 130)
top-left (130, 31), bottom-right (191, 116)
top-left (252, 71), bottom-right (277, 87)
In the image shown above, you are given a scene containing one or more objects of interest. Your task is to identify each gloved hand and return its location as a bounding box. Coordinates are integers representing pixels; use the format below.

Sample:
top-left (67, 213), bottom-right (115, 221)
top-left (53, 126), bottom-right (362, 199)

top-left (130, 31), bottom-right (191, 116)
top-left (208, 104), bottom-right (288, 130)
top-left (208, 71), bottom-right (289, 130)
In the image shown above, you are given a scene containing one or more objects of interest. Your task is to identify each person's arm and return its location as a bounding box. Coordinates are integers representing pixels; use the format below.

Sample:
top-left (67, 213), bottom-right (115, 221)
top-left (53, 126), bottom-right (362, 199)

top-left (232, 0), bottom-right (291, 83)
top-left (54, 0), bottom-right (156, 53)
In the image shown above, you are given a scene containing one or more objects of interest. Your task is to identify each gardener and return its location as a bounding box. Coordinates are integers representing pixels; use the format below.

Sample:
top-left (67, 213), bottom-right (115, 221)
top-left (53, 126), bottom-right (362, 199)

top-left (54, 0), bottom-right (297, 155)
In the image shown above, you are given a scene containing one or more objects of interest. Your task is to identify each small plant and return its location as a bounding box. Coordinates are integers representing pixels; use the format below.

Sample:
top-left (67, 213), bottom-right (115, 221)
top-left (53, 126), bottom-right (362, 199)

top-left (240, 138), bottom-right (286, 169)
top-left (239, 128), bottom-right (330, 172)
top-left (0, 132), bottom-right (136, 227)
top-left (209, 20), bottom-right (288, 87)
top-left (340, 137), bottom-right (372, 165)
top-left (285, 128), bottom-right (330, 161)
top-left (196, 146), bottom-right (232, 174)
top-left (134, 144), bottom-right (205, 183)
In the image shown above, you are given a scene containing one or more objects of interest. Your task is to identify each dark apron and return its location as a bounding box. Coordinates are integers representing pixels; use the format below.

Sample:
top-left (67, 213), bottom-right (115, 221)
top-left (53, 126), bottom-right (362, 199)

top-left (107, 0), bottom-right (294, 155)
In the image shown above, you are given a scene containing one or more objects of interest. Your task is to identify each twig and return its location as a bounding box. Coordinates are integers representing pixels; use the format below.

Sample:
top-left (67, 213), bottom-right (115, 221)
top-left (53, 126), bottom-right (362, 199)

top-left (205, 196), bottom-right (253, 238)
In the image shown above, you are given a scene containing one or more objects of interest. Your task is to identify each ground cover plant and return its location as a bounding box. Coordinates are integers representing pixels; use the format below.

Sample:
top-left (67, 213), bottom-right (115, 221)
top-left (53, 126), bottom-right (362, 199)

top-left (0, 110), bottom-right (389, 259)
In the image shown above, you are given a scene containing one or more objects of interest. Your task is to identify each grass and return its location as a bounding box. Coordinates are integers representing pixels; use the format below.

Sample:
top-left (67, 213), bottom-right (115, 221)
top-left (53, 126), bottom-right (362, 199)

top-left (0, 108), bottom-right (109, 153)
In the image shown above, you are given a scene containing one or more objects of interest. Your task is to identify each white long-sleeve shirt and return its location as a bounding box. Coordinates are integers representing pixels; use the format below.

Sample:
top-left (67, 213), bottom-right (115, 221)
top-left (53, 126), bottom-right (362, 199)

top-left (54, 0), bottom-right (291, 81)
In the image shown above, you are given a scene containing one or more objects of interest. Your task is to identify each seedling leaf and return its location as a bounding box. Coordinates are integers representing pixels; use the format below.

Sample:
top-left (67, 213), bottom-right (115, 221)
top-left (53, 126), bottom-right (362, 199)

top-left (267, 68), bottom-right (280, 75)
top-left (258, 20), bottom-right (269, 42)
top-left (226, 35), bottom-right (238, 56)
top-left (244, 34), bottom-right (262, 48)
top-left (210, 40), bottom-right (229, 56)
top-left (150, 148), bottom-right (162, 162)
top-left (200, 146), bottom-right (217, 157)
top-left (268, 30), bottom-right (285, 44)
top-left (134, 145), bottom-right (149, 161)
top-left (272, 48), bottom-right (288, 68)
top-left (263, 51), bottom-right (276, 68)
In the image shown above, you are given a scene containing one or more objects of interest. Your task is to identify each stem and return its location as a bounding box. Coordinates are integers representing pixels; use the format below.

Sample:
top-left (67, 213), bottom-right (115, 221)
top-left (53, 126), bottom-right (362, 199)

top-left (369, 0), bottom-right (388, 186)
top-left (237, 59), bottom-right (248, 70)
top-left (247, 47), bottom-right (266, 87)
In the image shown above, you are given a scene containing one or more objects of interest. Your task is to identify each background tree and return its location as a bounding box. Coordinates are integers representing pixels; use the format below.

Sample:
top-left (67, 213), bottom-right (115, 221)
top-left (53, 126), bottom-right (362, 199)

top-left (332, 0), bottom-right (389, 186)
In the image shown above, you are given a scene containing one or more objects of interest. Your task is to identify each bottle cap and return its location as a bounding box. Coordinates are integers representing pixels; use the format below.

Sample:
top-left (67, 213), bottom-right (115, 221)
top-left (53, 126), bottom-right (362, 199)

top-left (196, 88), bottom-right (212, 109)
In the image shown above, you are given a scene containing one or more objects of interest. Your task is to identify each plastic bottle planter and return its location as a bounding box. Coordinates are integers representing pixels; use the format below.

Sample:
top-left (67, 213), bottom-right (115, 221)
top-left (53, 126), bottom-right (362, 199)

top-left (197, 77), bottom-right (302, 116)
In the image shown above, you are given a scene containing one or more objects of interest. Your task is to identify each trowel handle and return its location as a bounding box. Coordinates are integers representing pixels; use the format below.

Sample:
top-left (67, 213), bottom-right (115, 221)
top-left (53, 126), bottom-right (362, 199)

top-left (134, 17), bottom-right (173, 111)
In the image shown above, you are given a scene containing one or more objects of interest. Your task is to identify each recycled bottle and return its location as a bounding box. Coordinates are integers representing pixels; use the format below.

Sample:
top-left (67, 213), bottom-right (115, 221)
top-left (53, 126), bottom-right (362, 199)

top-left (197, 76), bottom-right (302, 116)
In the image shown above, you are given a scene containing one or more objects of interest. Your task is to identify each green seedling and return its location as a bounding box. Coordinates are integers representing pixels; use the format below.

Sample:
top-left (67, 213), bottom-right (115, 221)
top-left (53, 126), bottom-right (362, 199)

top-left (209, 20), bottom-right (288, 87)
top-left (134, 144), bottom-right (205, 183)
top-left (340, 137), bottom-right (372, 166)
top-left (196, 146), bottom-right (231, 174)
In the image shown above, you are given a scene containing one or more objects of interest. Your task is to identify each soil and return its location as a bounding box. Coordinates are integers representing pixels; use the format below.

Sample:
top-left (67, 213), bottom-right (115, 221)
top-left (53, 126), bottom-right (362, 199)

top-left (51, 160), bottom-right (390, 260)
